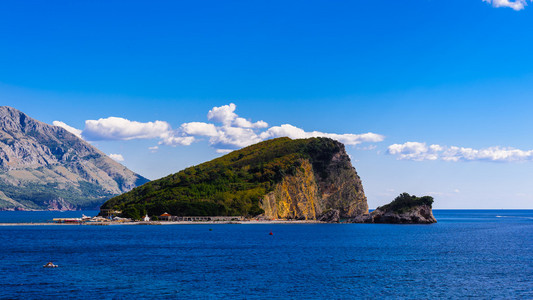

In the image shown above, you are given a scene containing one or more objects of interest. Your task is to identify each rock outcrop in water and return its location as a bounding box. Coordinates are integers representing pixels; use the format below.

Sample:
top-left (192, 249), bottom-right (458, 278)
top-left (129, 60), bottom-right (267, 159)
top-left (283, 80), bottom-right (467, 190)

top-left (0, 106), bottom-right (149, 210)
top-left (102, 137), bottom-right (368, 220)
top-left (317, 209), bottom-right (341, 223)
top-left (353, 193), bottom-right (436, 224)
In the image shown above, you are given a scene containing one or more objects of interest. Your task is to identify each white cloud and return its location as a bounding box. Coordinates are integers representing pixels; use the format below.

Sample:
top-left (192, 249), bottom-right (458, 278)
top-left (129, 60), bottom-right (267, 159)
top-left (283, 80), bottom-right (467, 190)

top-left (189, 104), bottom-right (382, 150)
top-left (56, 103), bottom-right (384, 152)
top-left (207, 103), bottom-right (237, 125)
top-left (180, 122), bottom-right (218, 137)
top-left (109, 153), bottom-right (124, 162)
top-left (387, 142), bottom-right (440, 161)
top-left (160, 135), bottom-right (195, 146)
top-left (207, 103), bottom-right (268, 128)
top-left (209, 126), bottom-right (263, 149)
top-left (83, 117), bottom-right (171, 141)
top-left (53, 121), bottom-right (83, 139)
top-left (148, 146), bottom-right (159, 153)
top-left (388, 142), bottom-right (533, 162)
top-left (442, 146), bottom-right (533, 162)
top-left (483, 0), bottom-right (530, 10)
top-left (234, 117), bottom-right (269, 129)
top-left (260, 124), bottom-right (384, 146)
top-left (216, 149), bottom-right (234, 154)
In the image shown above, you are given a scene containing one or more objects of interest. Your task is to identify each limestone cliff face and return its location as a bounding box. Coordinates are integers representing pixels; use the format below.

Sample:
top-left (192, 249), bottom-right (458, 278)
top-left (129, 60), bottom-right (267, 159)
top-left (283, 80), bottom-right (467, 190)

top-left (261, 159), bottom-right (319, 220)
top-left (260, 144), bottom-right (368, 220)
top-left (0, 106), bottom-right (149, 210)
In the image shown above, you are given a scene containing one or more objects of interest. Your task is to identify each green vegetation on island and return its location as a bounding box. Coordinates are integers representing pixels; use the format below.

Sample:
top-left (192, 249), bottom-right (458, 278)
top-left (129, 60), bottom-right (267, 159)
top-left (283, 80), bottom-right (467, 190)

top-left (377, 192), bottom-right (434, 214)
top-left (101, 137), bottom-right (346, 220)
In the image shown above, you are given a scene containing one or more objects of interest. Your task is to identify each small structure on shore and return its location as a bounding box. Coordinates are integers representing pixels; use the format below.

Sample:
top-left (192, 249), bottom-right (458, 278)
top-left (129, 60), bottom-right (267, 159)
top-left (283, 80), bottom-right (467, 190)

top-left (52, 218), bottom-right (82, 223)
top-left (90, 216), bottom-right (110, 222)
top-left (149, 213), bottom-right (245, 222)
top-left (159, 212), bottom-right (172, 221)
top-left (99, 209), bottom-right (123, 217)
top-left (167, 216), bottom-right (244, 222)
top-left (112, 216), bottom-right (132, 223)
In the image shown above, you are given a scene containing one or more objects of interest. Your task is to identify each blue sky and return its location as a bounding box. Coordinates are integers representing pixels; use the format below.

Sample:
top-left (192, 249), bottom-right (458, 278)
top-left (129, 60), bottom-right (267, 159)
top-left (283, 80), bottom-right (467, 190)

top-left (1, 0), bottom-right (533, 208)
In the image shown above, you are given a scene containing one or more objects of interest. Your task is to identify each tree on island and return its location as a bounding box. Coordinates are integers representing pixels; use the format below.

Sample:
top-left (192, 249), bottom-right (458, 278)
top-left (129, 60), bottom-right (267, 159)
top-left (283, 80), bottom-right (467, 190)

top-left (378, 193), bottom-right (434, 214)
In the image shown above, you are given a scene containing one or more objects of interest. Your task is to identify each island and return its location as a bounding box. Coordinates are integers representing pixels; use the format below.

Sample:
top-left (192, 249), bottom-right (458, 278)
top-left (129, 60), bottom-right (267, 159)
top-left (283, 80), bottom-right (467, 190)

top-left (97, 137), bottom-right (437, 225)
top-left (100, 137), bottom-right (368, 222)
top-left (352, 193), bottom-right (437, 224)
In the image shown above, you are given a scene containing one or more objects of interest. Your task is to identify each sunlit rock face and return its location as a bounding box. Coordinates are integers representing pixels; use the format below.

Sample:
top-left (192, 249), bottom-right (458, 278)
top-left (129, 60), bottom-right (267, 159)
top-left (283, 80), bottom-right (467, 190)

top-left (261, 144), bottom-right (368, 220)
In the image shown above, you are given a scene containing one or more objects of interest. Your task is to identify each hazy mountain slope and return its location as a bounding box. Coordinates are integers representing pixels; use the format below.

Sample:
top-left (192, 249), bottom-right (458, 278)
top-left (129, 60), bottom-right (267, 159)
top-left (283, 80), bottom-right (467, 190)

top-left (0, 106), bottom-right (149, 210)
top-left (101, 137), bottom-right (368, 220)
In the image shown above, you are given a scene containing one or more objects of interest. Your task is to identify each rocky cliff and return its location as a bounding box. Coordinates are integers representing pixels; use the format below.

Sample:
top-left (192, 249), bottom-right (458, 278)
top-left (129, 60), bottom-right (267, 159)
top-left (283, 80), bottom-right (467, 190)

top-left (261, 144), bottom-right (368, 220)
top-left (353, 193), bottom-right (436, 224)
top-left (0, 106), bottom-right (149, 210)
top-left (102, 137), bottom-right (368, 220)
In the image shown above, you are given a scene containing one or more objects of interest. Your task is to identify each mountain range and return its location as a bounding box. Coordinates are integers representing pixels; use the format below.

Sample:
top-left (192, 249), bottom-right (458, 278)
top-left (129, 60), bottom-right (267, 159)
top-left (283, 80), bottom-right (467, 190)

top-left (0, 106), bottom-right (148, 210)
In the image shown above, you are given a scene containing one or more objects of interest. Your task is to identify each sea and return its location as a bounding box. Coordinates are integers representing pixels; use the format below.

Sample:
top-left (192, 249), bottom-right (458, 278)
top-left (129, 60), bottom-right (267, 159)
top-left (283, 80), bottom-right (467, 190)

top-left (0, 210), bottom-right (531, 299)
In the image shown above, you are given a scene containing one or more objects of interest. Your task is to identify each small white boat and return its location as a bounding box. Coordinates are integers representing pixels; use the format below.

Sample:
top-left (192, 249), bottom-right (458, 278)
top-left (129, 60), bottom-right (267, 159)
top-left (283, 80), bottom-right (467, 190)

top-left (43, 262), bottom-right (58, 268)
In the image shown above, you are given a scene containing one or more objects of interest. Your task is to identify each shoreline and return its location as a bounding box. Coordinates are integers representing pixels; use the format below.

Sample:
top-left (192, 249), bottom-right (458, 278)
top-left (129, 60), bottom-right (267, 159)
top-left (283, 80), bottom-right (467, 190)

top-left (0, 220), bottom-right (325, 226)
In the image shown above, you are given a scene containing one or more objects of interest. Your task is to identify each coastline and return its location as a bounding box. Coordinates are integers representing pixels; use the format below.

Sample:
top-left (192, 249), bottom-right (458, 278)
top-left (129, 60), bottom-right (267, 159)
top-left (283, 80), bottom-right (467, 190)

top-left (0, 220), bottom-right (325, 226)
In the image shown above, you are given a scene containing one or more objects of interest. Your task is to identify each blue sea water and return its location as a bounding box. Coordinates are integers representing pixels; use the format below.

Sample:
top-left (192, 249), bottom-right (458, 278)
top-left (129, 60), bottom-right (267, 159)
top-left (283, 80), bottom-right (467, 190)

top-left (0, 210), bottom-right (531, 299)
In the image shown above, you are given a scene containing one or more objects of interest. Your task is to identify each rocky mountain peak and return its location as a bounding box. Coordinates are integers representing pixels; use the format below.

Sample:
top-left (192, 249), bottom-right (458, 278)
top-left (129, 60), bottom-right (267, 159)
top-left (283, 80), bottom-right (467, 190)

top-left (0, 106), bottom-right (149, 210)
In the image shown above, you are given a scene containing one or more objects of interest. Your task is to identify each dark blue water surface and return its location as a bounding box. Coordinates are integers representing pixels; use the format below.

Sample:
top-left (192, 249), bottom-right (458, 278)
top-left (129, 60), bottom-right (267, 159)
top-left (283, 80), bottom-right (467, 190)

top-left (0, 210), bottom-right (531, 299)
top-left (0, 210), bottom-right (100, 223)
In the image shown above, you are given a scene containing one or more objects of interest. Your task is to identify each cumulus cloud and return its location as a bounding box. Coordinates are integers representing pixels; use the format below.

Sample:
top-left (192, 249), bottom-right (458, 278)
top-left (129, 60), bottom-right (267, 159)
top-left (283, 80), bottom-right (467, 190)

top-left (53, 121), bottom-right (83, 139)
top-left (260, 124), bottom-right (384, 146)
top-left (207, 103), bottom-right (237, 125)
top-left (154, 103), bottom-right (383, 150)
top-left (180, 122), bottom-right (218, 137)
top-left (207, 103), bottom-right (268, 128)
top-left (209, 126), bottom-right (263, 149)
top-left (83, 117), bottom-right (171, 141)
top-left (108, 153), bottom-right (125, 162)
top-left (388, 142), bottom-right (533, 162)
top-left (483, 0), bottom-right (531, 10)
top-left (387, 142), bottom-right (441, 161)
top-left (55, 103), bottom-right (384, 152)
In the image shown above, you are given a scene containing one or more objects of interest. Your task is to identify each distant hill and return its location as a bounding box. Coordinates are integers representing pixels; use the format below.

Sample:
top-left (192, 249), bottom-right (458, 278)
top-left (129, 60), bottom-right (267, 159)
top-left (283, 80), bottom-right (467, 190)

top-left (0, 106), bottom-right (149, 210)
top-left (101, 137), bottom-right (368, 220)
